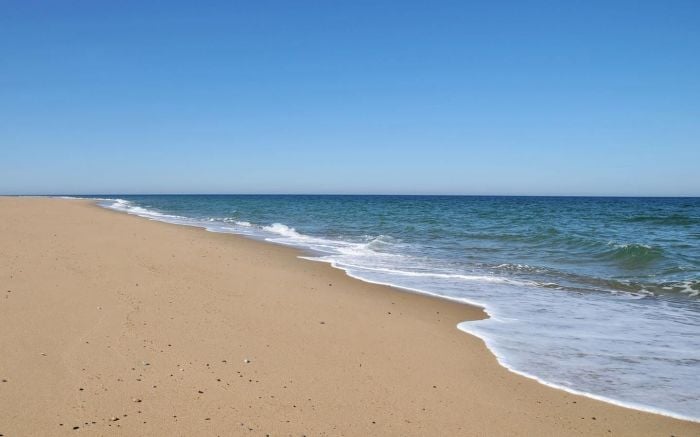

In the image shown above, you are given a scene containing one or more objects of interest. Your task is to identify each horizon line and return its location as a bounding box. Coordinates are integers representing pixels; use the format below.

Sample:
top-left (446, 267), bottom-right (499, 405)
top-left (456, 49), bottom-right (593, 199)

top-left (4, 193), bottom-right (700, 199)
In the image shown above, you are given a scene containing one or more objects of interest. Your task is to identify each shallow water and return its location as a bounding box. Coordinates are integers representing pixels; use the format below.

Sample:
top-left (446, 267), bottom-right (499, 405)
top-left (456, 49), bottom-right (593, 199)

top-left (85, 195), bottom-right (699, 420)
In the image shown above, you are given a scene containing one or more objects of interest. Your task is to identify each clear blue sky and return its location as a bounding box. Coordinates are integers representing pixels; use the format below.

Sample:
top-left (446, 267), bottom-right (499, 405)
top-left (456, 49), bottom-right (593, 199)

top-left (2, 1), bottom-right (698, 196)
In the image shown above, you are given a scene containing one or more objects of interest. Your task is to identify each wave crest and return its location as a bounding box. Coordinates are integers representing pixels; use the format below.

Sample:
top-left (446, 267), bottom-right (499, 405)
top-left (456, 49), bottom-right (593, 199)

top-left (599, 243), bottom-right (664, 268)
top-left (263, 223), bottom-right (302, 238)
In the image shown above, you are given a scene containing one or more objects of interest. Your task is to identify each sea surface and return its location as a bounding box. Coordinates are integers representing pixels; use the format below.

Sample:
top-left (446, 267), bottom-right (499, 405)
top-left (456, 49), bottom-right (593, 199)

top-left (84, 195), bottom-right (698, 420)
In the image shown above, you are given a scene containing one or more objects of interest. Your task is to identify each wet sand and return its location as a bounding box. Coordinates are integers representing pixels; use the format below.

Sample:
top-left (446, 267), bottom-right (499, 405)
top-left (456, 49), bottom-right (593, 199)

top-left (0, 197), bottom-right (697, 436)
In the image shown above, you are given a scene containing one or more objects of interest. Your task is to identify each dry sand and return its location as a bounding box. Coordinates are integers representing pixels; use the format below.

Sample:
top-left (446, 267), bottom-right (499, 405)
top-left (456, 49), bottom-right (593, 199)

top-left (0, 197), bottom-right (697, 436)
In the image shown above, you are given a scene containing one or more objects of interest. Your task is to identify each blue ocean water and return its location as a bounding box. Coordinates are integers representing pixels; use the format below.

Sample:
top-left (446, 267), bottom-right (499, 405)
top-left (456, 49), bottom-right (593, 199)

top-left (89, 195), bottom-right (699, 420)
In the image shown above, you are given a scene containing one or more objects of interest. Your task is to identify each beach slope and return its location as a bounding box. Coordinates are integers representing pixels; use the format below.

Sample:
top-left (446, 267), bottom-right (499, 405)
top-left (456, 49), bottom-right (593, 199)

top-left (0, 197), bottom-right (697, 436)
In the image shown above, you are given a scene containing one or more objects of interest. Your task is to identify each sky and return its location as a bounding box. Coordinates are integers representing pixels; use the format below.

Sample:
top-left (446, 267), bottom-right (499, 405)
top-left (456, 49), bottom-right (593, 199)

top-left (1, 1), bottom-right (699, 196)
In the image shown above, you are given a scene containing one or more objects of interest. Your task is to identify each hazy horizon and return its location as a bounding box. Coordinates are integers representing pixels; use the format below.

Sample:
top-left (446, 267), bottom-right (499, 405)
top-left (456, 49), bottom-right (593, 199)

top-left (7, 193), bottom-right (700, 199)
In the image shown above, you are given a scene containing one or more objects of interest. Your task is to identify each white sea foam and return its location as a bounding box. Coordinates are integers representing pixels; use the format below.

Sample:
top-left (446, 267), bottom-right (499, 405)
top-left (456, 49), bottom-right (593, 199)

top-left (676, 281), bottom-right (700, 297)
top-left (326, 263), bottom-right (533, 285)
top-left (107, 199), bottom-right (186, 221)
top-left (263, 223), bottom-right (303, 238)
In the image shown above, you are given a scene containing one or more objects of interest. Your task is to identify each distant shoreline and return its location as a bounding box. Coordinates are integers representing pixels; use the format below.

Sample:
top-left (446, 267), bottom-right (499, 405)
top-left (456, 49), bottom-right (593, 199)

top-left (4, 193), bottom-right (700, 199)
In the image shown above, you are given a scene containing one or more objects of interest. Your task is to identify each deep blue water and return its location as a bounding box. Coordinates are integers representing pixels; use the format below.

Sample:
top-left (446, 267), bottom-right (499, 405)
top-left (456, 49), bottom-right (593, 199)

top-left (85, 195), bottom-right (699, 420)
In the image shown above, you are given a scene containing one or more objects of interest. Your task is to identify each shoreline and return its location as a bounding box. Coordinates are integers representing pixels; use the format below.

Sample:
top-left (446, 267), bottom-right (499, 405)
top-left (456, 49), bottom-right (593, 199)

top-left (0, 196), bottom-right (697, 435)
top-left (96, 196), bottom-right (700, 423)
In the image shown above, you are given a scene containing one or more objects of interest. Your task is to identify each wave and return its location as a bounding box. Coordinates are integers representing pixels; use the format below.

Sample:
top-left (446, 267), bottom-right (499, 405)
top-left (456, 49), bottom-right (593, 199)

top-left (488, 263), bottom-right (700, 299)
top-left (598, 243), bottom-right (665, 268)
top-left (658, 280), bottom-right (700, 298)
top-left (263, 223), bottom-right (302, 238)
top-left (107, 198), bottom-right (186, 220)
top-left (216, 217), bottom-right (253, 227)
top-left (364, 234), bottom-right (399, 250)
top-left (326, 262), bottom-right (535, 286)
top-left (625, 214), bottom-right (699, 226)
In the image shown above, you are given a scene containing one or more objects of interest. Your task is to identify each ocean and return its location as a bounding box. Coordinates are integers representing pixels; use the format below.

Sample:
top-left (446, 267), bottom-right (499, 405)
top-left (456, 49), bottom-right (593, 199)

top-left (84, 195), bottom-right (698, 420)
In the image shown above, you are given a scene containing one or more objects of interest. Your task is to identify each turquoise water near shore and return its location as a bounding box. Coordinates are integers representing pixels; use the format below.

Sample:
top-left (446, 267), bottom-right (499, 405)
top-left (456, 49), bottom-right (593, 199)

top-left (86, 195), bottom-right (698, 420)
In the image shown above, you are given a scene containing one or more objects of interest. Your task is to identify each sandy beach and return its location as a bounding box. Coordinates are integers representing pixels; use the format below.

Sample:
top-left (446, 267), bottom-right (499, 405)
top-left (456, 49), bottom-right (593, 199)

top-left (0, 197), bottom-right (697, 436)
